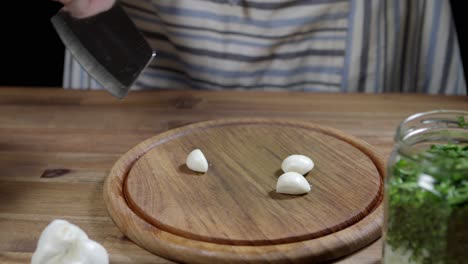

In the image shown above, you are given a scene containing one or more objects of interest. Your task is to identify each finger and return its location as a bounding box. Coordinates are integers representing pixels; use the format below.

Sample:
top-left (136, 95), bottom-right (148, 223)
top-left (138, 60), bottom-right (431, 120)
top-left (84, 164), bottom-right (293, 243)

top-left (62, 0), bottom-right (115, 18)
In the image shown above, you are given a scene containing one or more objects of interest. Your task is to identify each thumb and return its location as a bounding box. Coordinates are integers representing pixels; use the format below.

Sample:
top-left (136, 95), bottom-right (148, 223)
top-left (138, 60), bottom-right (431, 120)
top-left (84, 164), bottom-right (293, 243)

top-left (54, 0), bottom-right (115, 18)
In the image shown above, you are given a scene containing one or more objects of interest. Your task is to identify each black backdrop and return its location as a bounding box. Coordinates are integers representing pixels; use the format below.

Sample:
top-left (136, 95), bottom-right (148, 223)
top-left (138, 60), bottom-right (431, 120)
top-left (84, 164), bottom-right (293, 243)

top-left (1, 1), bottom-right (64, 87)
top-left (1, 1), bottom-right (466, 90)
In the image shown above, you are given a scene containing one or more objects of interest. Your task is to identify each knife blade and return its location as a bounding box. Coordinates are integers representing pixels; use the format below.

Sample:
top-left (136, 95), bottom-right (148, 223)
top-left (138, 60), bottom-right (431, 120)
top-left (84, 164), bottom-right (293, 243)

top-left (51, 3), bottom-right (156, 99)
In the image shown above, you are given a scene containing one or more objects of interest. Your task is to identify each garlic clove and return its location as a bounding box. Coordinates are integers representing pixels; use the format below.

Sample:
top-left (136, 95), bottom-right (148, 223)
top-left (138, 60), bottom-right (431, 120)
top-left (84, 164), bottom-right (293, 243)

top-left (276, 172), bottom-right (311, 195)
top-left (281, 154), bottom-right (314, 175)
top-left (186, 149), bottom-right (208, 173)
top-left (31, 219), bottom-right (109, 264)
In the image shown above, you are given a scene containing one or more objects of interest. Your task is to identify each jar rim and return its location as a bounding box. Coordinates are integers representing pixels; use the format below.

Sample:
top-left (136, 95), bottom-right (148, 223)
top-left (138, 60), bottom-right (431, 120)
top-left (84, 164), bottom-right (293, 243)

top-left (395, 109), bottom-right (468, 163)
top-left (396, 109), bottom-right (468, 143)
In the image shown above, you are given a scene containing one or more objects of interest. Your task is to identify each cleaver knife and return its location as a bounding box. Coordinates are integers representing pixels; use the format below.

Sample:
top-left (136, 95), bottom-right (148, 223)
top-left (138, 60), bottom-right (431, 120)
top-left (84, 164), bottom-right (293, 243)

top-left (51, 2), bottom-right (156, 99)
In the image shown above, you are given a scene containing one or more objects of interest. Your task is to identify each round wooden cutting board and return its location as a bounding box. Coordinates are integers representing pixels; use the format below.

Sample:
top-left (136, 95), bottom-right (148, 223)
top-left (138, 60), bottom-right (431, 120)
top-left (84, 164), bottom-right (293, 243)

top-left (103, 118), bottom-right (385, 263)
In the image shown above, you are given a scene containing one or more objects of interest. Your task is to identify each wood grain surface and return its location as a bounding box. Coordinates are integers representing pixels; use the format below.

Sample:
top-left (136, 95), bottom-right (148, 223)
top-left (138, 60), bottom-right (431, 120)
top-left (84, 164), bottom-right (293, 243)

top-left (0, 87), bottom-right (467, 264)
top-left (105, 118), bottom-right (384, 263)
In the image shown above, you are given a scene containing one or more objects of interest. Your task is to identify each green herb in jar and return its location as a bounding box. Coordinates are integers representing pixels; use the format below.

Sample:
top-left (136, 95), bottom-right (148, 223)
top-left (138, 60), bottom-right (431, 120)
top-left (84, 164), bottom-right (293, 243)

top-left (457, 116), bottom-right (467, 128)
top-left (385, 144), bottom-right (468, 264)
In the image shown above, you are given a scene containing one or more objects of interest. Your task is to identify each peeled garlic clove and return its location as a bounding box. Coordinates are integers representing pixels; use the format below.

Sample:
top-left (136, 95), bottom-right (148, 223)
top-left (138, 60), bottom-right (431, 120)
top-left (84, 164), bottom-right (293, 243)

top-left (281, 154), bottom-right (314, 175)
top-left (31, 219), bottom-right (109, 264)
top-left (186, 149), bottom-right (208, 173)
top-left (276, 172), bottom-right (311, 195)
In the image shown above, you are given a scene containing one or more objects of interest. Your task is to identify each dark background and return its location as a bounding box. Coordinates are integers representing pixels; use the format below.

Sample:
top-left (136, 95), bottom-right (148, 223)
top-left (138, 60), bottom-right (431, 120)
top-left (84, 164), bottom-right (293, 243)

top-left (1, 1), bottom-right (467, 88)
top-left (2, 1), bottom-right (64, 87)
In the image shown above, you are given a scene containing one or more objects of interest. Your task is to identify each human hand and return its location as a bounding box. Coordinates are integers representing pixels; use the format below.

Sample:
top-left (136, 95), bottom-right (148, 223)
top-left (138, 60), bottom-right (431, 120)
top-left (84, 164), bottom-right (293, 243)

top-left (53, 0), bottom-right (116, 18)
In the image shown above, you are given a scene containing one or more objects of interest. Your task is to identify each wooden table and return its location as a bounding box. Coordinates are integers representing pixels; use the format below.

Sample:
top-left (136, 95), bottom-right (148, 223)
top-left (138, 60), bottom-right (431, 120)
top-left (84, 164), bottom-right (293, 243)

top-left (0, 87), bottom-right (466, 264)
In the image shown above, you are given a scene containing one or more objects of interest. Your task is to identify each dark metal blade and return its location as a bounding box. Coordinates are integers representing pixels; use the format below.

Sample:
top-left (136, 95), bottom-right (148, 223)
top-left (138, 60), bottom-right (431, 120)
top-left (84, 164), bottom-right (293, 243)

top-left (51, 3), bottom-right (156, 99)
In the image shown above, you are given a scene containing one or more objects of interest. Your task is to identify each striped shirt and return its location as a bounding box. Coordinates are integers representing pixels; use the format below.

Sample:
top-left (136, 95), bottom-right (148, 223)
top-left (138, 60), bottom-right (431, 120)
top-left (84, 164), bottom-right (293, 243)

top-left (63, 0), bottom-right (467, 95)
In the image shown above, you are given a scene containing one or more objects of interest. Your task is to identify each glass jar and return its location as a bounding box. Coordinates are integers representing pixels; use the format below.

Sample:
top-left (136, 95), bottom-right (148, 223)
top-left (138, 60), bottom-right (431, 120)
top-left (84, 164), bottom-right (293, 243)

top-left (382, 110), bottom-right (468, 264)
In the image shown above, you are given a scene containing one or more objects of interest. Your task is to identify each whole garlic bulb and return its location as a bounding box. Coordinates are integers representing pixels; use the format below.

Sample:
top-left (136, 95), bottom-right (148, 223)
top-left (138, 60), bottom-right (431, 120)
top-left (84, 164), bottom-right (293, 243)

top-left (276, 172), bottom-right (311, 195)
top-left (31, 219), bottom-right (109, 264)
top-left (281, 154), bottom-right (314, 175)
